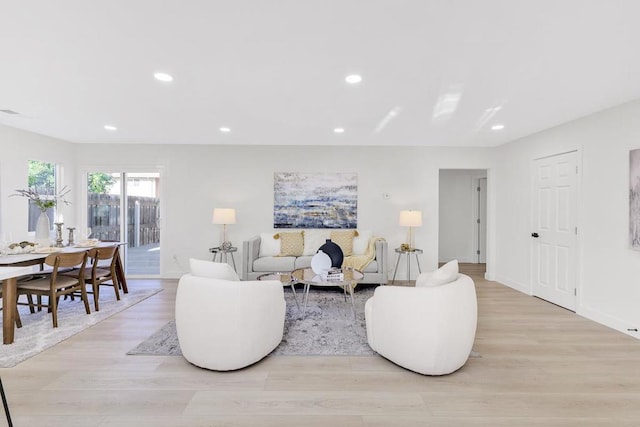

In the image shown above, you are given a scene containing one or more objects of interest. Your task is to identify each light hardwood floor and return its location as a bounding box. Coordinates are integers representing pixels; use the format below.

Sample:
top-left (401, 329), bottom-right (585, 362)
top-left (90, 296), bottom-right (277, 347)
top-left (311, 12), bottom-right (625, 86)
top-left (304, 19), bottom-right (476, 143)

top-left (2, 265), bottom-right (640, 426)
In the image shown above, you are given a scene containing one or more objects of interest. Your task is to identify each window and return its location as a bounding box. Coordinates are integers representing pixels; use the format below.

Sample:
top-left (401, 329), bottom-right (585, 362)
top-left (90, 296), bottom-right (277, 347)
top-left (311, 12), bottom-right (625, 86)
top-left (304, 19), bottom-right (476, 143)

top-left (27, 160), bottom-right (57, 232)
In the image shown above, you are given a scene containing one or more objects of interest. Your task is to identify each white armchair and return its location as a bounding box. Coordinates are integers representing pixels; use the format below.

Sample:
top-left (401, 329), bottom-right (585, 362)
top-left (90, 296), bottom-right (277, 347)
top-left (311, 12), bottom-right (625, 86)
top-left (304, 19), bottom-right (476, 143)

top-left (364, 264), bottom-right (477, 375)
top-left (175, 259), bottom-right (286, 371)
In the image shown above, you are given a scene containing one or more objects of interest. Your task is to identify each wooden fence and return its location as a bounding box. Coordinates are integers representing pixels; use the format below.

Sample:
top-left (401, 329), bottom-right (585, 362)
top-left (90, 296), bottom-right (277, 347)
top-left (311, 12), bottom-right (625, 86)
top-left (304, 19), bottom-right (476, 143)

top-left (88, 194), bottom-right (160, 247)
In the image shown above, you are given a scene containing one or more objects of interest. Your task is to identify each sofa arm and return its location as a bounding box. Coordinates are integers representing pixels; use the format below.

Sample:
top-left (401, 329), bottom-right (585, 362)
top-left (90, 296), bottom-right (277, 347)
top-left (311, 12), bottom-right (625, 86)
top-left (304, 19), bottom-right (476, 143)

top-left (242, 235), bottom-right (261, 280)
top-left (375, 239), bottom-right (389, 284)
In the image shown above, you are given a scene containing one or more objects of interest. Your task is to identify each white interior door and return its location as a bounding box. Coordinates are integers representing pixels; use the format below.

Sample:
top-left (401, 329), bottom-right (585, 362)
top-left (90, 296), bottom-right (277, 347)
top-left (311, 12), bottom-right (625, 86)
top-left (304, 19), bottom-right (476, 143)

top-left (531, 151), bottom-right (578, 311)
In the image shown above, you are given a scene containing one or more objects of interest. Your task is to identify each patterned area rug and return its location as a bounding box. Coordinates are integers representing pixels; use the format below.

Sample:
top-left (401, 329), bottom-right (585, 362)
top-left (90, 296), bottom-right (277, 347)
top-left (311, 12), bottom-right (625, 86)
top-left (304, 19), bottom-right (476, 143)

top-left (128, 286), bottom-right (377, 356)
top-left (1, 287), bottom-right (162, 368)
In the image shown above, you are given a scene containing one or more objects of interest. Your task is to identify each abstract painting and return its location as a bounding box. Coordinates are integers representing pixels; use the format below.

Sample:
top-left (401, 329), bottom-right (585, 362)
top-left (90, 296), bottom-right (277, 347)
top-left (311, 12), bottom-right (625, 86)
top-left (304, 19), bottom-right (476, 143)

top-left (274, 172), bottom-right (357, 229)
top-left (631, 150), bottom-right (640, 249)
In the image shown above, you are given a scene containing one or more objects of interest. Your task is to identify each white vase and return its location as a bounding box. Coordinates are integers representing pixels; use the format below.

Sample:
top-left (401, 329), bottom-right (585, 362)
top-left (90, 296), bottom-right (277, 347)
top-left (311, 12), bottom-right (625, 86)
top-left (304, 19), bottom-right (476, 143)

top-left (35, 211), bottom-right (51, 246)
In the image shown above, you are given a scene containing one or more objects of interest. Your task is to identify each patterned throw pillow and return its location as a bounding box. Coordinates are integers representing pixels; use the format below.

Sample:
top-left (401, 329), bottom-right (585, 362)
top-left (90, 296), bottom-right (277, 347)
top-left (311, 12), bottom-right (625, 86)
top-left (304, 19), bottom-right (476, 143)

top-left (276, 231), bottom-right (304, 256)
top-left (330, 229), bottom-right (357, 257)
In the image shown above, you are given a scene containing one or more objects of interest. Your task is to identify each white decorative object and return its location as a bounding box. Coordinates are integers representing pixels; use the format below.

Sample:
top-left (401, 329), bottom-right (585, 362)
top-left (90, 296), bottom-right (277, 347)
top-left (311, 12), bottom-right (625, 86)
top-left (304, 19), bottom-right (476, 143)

top-left (35, 211), bottom-right (51, 247)
top-left (416, 259), bottom-right (459, 287)
top-left (310, 250), bottom-right (331, 274)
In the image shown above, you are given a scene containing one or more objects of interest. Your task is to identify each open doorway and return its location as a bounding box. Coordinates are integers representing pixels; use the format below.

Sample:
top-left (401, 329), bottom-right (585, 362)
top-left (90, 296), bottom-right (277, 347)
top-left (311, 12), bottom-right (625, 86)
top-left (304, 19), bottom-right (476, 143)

top-left (439, 169), bottom-right (487, 275)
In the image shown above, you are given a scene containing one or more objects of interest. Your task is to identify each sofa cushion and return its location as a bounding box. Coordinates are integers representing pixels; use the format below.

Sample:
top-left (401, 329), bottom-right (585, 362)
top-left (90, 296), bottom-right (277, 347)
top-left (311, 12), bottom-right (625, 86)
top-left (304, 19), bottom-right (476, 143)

top-left (259, 233), bottom-right (280, 257)
top-left (303, 229), bottom-right (331, 255)
top-left (189, 258), bottom-right (240, 281)
top-left (294, 255), bottom-right (313, 269)
top-left (276, 231), bottom-right (304, 256)
top-left (330, 229), bottom-right (356, 256)
top-left (253, 256), bottom-right (296, 272)
top-left (416, 260), bottom-right (459, 287)
top-left (353, 230), bottom-right (373, 255)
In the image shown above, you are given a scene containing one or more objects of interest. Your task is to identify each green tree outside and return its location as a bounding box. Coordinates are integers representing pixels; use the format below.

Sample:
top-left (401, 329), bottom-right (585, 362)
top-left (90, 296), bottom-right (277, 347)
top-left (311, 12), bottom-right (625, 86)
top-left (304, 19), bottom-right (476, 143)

top-left (88, 172), bottom-right (116, 194)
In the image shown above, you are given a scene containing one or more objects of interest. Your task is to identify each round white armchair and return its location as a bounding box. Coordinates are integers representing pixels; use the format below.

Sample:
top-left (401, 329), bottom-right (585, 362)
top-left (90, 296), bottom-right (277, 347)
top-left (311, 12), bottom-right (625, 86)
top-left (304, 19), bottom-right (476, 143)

top-left (175, 259), bottom-right (286, 371)
top-left (365, 261), bottom-right (477, 375)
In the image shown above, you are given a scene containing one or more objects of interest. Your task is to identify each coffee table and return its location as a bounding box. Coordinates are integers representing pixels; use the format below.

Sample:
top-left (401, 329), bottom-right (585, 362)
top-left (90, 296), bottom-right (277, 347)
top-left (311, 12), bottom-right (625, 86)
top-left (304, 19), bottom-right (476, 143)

top-left (291, 267), bottom-right (364, 317)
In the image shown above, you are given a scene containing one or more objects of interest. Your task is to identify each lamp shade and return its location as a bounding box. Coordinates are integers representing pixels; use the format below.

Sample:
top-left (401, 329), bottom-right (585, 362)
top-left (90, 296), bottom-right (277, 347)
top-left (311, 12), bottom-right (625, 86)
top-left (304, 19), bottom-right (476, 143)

top-left (399, 210), bottom-right (422, 227)
top-left (212, 208), bottom-right (236, 225)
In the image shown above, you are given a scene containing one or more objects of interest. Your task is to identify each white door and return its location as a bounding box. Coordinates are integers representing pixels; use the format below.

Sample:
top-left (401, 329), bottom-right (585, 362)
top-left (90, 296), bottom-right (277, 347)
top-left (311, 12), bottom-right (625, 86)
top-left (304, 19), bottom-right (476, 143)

top-left (532, 151), bottom-right (578, 311)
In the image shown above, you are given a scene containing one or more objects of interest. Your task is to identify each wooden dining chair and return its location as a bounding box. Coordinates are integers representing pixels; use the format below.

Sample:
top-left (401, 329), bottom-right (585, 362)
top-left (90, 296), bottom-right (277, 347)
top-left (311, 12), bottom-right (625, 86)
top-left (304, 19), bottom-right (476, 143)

top-left (65, 245), bottom-right (120, 311)
top-left (16, 251), bottom-right (90, 328)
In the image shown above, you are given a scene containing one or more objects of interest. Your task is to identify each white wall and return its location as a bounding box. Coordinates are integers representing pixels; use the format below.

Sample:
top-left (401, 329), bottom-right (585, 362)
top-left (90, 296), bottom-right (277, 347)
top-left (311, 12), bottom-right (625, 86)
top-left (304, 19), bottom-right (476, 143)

top-left (439, 169), bottom-right (487, 263)
top-left (71, 144), bottom-right (495, 280)
top-left (0, 125), bottom-right (77, 241)
top-left (493, 99), bottom-right (640, 338)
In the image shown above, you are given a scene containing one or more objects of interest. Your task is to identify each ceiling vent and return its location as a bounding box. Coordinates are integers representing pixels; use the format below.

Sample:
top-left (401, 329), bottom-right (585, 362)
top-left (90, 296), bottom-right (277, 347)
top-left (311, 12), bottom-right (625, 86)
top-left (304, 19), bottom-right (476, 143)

top-left (0, 109), bottom-right (20, 115)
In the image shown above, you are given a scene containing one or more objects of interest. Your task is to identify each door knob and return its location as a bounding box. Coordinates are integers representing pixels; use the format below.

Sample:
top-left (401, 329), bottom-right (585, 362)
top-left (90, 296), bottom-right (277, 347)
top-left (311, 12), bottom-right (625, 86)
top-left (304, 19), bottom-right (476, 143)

top-left (531, 232), bottom-right (539, 238)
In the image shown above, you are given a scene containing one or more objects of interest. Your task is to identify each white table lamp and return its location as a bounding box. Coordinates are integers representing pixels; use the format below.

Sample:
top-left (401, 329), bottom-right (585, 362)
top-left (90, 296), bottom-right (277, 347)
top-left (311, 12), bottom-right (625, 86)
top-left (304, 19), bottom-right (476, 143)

top-left (399, 210), bottom-right (422, 250)
top-left (213, 208), bottom-right (236, 250)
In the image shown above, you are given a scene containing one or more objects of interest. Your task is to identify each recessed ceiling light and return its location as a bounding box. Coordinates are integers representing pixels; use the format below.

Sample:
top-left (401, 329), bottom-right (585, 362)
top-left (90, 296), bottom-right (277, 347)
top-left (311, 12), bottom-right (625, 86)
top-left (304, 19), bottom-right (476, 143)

top-left (345, 74), bottom-right (362, 84)
top-left (104, 125), bottom-right (117, 131)
top-left (333, 127), bottom-right (345, 133)
top-left (154, 72), bottom-right (174, 82)
top-left (219, 127), bottom-right (231, 133)
top-left (491, 124), bottom-right (505, 130)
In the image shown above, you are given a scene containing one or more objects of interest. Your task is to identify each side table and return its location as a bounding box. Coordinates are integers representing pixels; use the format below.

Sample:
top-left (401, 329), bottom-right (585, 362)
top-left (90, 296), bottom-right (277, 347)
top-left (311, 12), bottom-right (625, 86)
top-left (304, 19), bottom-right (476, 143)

top-left (392, 247), bottom-right (423, 284)
top-left (209, 246), bottom-right (237, 272)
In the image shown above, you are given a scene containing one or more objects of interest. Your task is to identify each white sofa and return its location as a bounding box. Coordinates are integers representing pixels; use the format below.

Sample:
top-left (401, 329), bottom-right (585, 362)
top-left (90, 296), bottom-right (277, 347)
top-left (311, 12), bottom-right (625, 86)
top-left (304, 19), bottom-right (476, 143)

top-left (175, 259), bottom-right (285, 371)
top-left (365, 260), bottom-right (477, 375)
top-left (241, 230), bottom-right (388, 284)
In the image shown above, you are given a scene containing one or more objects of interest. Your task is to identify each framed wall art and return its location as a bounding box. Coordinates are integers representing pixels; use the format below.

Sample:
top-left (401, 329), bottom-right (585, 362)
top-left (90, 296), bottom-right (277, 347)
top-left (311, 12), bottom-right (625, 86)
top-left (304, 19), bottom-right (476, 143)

top-left (274, 172), bottom-right (357, 229)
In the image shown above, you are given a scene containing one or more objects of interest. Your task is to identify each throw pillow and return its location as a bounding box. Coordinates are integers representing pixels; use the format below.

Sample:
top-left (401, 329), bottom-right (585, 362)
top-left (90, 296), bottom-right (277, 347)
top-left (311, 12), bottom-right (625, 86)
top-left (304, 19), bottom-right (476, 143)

top-left (277, 231), bottom-right (304, 256)
top-left (303, 229), bottom-right (331, 255)
top-left (189, 258), bottom-right (240, 281)
top-left (416, 259), bottom-right (459, 287)
top-left (352, 229), bottom-right (373, 255)
top-left (330, 229), bottom-right (356, 257)
top-left (259, 233), bottom-right (280, 257)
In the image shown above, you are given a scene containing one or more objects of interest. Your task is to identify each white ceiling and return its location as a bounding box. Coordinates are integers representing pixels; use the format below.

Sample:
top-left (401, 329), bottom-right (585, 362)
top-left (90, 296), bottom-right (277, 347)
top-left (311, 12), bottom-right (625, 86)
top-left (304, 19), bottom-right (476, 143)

top-left (1, 0), bottom-right (640, 147)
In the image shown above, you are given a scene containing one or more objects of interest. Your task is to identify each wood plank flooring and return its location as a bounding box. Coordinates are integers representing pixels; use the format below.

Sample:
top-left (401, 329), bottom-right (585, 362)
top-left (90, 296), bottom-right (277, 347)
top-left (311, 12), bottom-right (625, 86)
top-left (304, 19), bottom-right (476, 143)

top-left (2, 265), bottom-right (640, 426)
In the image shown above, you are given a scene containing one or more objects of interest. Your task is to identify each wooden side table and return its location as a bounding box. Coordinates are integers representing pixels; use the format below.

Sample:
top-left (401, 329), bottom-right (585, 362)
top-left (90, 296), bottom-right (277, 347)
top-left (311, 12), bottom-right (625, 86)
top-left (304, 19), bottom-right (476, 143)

top-left (392, 247), bottom-right (423, 284)
top-left (209, 246), bottom-right (238, 272)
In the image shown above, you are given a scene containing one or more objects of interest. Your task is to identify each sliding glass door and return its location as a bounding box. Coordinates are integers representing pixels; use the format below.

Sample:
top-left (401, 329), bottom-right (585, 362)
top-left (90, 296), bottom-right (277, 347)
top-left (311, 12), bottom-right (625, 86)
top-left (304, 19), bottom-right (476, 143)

top-left (86, 171), bottom-right (161, 276)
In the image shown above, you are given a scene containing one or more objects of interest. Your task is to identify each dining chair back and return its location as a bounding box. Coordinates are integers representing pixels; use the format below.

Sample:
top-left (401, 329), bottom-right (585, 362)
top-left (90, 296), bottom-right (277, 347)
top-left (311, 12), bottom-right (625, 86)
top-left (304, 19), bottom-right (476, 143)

top-left (17, 251), bottom-right (90, 328)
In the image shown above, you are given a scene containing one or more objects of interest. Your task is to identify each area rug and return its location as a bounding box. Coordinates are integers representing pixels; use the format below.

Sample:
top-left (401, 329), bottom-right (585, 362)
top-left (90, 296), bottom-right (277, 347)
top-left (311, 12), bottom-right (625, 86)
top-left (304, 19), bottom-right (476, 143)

top-left (0, 287), bottom-right (162, 368)
top-left (128, 286), bottom-right (378, 356)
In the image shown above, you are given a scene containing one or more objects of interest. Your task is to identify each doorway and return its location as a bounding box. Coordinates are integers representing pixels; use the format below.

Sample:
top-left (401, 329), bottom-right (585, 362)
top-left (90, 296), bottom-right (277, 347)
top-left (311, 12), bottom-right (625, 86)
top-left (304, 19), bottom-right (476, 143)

top-left (438, 169), bottom-right (488, 272)
top-left (531, 151), bottom-right (578, 311)
top-left (86, 171), bottom-right (161, 276)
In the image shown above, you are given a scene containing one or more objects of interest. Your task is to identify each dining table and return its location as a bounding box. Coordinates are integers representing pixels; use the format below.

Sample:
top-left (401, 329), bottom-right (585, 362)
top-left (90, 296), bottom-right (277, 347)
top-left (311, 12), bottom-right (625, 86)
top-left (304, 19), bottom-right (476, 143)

top-left (0, 242), bottom-right (129, 345)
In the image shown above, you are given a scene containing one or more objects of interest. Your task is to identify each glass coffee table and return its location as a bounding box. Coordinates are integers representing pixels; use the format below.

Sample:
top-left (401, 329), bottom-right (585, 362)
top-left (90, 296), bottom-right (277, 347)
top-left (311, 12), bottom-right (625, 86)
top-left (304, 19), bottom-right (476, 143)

top-left (257, 271), bottom-right (300, 311)
top-left (291, 267), bottom-right (364, 317)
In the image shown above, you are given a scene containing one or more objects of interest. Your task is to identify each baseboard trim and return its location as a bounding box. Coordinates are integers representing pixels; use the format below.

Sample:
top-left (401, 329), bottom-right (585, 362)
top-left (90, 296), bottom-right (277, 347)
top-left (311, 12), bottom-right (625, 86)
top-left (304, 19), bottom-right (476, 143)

top-left (577, 305), bottom-right (640, 340)
top-left (494, 275), bottom-right (530, 294)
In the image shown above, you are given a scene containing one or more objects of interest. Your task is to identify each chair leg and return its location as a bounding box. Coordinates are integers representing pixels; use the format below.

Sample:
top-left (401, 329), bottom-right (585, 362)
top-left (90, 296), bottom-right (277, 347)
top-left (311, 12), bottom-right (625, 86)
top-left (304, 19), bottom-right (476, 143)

top-left (27, 294), bottom-right (35, 313)
top-left (112, 276), bottom-right (121, 301)
top-left (92, 282), bottom-right (100, 312)
top-left (13, 306), bottom-right (22, 329)
top-left (80, 286), bottom-right (91, 315)
top-left (50, 292), bottom-right (58, 328)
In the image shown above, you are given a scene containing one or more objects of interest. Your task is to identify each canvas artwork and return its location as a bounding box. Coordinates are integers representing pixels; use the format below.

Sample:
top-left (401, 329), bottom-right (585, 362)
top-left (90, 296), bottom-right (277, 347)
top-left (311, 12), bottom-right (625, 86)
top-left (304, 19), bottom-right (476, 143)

top-left (274, 172), bottom-right (357, 229)
top-left (630, 149), bottom-right (640, 249)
